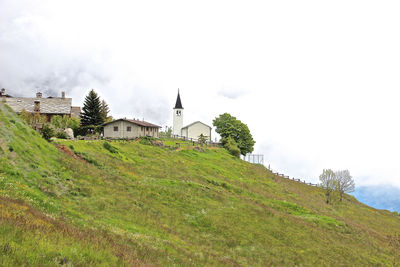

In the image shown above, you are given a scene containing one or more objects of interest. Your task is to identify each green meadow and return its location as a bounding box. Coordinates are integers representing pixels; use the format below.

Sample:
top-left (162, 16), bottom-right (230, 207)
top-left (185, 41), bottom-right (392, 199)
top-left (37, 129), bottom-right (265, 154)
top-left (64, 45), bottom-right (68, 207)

top-left (0, 102), bottom-right (399, 266)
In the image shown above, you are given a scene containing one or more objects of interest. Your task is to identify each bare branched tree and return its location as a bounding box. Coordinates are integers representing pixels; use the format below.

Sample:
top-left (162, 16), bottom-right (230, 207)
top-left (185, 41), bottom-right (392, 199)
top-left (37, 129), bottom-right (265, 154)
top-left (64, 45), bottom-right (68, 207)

top-left (335, 170), bottom-right (355, 201)
top-left (319, 169), bottom-right (337, 204)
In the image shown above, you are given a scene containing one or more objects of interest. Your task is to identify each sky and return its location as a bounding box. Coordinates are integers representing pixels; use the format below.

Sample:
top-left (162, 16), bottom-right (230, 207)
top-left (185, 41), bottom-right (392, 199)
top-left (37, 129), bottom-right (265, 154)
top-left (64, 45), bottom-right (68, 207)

top-left (1, 0), bottom-right (400, 189)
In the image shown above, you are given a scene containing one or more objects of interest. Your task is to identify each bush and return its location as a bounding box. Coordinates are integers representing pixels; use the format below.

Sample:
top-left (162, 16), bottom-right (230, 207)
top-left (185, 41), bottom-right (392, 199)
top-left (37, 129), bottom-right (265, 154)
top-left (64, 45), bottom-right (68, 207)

top-left (139, 136), bottom-right (153, 145)
top-left (55, 131), bottom-right (68, 139)
top-left (75, 125), bottom-right (103, 137)
top-left (41, 124), bottom-right (54, 142)
top-left (221, 136), bottom-right (241, 158)
top-left (103, 141), bottom-right (118, 153)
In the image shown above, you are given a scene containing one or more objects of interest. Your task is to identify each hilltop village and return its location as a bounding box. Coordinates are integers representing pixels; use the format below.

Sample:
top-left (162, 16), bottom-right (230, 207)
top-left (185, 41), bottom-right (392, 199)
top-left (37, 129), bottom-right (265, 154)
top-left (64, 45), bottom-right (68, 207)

top-left (102, 91), bottom-right (212, 141)
top-left (0, 88), bottom-right (212, 141)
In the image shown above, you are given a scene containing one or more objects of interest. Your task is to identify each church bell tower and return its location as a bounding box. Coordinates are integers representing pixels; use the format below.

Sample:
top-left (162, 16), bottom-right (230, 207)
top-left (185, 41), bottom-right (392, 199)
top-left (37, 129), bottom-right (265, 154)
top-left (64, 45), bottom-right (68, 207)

top-left (173, 90), bottom-right (184, 136)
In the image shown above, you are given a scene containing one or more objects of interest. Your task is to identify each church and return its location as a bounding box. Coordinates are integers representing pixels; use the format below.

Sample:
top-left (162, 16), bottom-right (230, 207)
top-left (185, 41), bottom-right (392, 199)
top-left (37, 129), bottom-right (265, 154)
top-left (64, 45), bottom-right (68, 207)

top-left (172, 91), bottom-right (212, 141)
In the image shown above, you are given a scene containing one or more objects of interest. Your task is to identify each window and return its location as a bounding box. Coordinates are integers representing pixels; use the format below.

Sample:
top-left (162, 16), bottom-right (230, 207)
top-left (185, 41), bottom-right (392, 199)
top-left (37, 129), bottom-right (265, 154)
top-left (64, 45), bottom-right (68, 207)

top-left (141, 126), bottom-right (144, 131)
top-left (113, 126), bottom-right (118, 131)
top-left (127, 126), bottom-right (131, 132)
top-left (176, 110), bottom-right (181, 116)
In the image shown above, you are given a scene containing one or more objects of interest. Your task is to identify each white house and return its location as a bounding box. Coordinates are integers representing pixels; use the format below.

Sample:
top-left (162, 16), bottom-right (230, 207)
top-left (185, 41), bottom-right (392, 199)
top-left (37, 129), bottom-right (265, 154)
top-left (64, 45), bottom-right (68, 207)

top-left (172, 91), bottom-right (212, 141)
top-left (103, 118), bottom-right (160, 139)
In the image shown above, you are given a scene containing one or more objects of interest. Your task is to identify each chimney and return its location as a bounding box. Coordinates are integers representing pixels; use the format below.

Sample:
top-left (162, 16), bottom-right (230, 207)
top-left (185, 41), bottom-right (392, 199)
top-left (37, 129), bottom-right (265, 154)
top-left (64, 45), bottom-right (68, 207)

top-left (36, 92), bottom-right (42, 98)
top-left (34, 100), bottom-right (40, 113)
top-left (61, 91), bottom-right (65, 99)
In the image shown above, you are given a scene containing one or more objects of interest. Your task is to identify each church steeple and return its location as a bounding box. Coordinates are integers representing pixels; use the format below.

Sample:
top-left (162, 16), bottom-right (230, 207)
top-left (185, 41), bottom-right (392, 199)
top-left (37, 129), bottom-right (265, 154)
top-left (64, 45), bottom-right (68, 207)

top-left (173, 89), bottom-right (184, 136)
top-left (174, 89), bottom-right (183, 109)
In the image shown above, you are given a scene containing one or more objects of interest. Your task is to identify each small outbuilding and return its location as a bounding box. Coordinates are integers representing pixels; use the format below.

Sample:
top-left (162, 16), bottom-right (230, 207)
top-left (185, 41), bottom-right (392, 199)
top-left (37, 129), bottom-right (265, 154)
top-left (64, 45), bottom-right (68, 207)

top-left (181, 121), bottom-right (212, 141)
top-left (103, 118), bottom-right (161, 139)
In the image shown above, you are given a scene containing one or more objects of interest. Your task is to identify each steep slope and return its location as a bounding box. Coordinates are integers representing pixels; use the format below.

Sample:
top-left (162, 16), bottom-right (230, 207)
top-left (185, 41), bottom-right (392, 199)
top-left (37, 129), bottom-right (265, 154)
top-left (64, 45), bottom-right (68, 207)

top-left (0, 102), bottom-right (399, 266)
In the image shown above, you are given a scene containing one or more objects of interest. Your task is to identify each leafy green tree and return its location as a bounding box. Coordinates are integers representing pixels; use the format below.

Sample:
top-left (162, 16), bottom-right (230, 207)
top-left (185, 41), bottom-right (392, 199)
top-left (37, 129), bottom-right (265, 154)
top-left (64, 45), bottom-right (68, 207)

top-left (51, 115), bottom-right (80, 133)
top-left (198, 134), bottom-right (208, 146)
top-left (67, 117), bottom-right (81, 132)
top-left (20, 109), bottom-right (47, 127)
top-left (51, 115), bottom-right (64, 129)
top-left (160, 126), bottom-right (172, 138)
top-left (80, 89), bottom-right (104, 126)
top-left (221, 136), bottom-right (241, 158)
top-left (213, 113), bottom-right (255, 156)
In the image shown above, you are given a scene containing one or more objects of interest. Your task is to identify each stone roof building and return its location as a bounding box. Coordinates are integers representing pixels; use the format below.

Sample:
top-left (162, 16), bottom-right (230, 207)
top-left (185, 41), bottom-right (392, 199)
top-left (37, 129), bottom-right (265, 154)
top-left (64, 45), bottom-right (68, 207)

top-left (1, 89), bottom-right (81, 121)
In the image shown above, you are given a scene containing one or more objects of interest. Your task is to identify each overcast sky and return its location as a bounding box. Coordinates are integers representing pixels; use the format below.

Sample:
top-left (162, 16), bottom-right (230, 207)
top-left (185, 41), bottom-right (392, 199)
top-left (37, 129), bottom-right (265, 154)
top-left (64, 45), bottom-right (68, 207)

top-left (1, 0), bottom-right (400, 188)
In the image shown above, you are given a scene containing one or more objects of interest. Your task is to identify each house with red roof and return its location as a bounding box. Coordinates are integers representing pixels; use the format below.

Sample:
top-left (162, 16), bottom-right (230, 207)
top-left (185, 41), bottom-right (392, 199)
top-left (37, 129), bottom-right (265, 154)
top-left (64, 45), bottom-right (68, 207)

top-left (102, 118), bottom-right (161, 139)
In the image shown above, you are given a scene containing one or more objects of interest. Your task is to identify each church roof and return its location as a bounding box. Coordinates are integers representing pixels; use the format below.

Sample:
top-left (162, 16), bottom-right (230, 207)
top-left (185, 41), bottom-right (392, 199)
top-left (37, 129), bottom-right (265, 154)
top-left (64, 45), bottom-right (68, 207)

top-left (174, 91), bottom-right (183, 109)
top-left (182, 121), bottom-right (212, 129)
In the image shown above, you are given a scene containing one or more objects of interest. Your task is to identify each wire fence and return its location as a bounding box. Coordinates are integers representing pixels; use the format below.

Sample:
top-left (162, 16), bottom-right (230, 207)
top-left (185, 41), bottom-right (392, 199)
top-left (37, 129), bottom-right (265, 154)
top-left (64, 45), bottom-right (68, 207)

top-left (242, 154), bottom-right (264, 165)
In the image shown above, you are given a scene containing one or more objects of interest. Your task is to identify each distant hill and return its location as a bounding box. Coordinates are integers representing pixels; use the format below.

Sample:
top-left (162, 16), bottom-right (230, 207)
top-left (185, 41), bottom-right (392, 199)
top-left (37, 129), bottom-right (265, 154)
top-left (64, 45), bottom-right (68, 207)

top-left (353, 185), bottom-right (400, 213)
top-left (0, 102), bottom-right (399, 266)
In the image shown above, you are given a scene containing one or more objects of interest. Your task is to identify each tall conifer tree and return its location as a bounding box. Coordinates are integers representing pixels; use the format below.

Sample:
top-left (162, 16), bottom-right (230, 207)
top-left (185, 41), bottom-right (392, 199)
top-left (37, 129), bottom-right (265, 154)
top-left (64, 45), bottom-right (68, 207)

top-left (100, 100), bottom-right (110, 122)
top-left (80, 89), bottom-right (104, 126)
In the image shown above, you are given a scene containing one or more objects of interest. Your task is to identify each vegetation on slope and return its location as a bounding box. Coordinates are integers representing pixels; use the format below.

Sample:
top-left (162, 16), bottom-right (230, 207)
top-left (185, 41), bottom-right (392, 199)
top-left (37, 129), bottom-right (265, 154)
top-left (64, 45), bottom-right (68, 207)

top-left (0, 102), bottom-right (400, 266)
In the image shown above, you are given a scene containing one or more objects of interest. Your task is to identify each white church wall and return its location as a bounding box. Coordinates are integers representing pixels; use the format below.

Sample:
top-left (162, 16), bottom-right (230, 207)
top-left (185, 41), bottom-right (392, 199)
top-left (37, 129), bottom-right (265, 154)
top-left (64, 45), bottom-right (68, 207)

top-left (181, 127), bottom-right (188, 138)
top-left (184, 122), bottom-right (211, 141)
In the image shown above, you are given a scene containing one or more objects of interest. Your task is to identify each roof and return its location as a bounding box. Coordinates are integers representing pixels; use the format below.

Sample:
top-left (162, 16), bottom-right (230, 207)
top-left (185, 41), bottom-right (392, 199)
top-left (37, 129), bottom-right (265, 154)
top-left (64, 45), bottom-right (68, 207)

top-left (181, 121), bottom-right (212, 129)
top-left (174, 91), bottom-right (183, 109)
top-left (103, 118), bottom-right (161, 128)
top-left (5, 97), bottom-right (72, 114)
top-left (70, 106), bottom-right (81, 118)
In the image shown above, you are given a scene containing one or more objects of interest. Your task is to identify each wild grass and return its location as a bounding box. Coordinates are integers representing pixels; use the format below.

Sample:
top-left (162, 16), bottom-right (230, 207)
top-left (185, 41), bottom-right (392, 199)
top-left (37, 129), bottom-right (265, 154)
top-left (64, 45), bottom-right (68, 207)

top-left (0, 102), bottom-right (399, 266)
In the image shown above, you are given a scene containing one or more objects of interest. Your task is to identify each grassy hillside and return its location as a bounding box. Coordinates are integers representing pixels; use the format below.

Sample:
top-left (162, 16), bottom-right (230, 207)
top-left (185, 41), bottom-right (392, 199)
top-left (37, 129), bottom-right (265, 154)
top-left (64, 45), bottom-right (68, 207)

top-left (0, 102), bottom-right (399, 266)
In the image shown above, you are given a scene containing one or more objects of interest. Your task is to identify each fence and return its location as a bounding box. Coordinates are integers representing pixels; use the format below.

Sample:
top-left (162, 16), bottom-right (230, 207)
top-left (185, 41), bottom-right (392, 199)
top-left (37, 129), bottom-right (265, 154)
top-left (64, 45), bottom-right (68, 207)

top-left (269, 170), bottom-right (319, 187)
top-left (242, 155), bottom-right (319, 187)
top-left (242, 154), bottom-right (264, 165)
top-left (170, 134), bottom-right (221, 147)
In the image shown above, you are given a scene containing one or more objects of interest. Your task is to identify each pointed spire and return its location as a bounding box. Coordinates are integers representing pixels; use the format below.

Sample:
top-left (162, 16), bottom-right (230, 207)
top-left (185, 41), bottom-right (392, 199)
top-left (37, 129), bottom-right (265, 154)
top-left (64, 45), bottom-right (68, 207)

top-left (174, 89), bottom-right (183, 109)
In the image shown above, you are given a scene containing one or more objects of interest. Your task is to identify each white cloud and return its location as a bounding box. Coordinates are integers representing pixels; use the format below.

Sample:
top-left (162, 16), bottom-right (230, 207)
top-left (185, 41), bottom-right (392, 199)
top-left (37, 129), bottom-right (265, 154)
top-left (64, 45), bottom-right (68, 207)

top-left (1, 0), bottom-right (400, 188)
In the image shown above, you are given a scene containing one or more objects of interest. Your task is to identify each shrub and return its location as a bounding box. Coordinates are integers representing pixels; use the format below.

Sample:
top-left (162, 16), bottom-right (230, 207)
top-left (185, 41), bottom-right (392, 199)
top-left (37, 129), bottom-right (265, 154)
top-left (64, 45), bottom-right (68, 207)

top-left (75, 125), bottom-right (103, 136)
top-left (55, 131), bottom-right (68, 139)
top-left (139, 136), bottom-right (153, 145)
top-left (41, 124), bottom-right (54, 142)
top-left (103, 141), bottom-right (118, 153)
